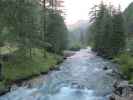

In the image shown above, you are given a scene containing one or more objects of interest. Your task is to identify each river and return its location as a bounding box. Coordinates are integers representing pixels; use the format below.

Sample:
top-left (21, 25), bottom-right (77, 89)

top-left (0, 47), bottom-right (118, 100)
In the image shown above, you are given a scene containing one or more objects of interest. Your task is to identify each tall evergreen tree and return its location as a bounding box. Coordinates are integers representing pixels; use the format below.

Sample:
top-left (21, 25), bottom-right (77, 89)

top-left (111, 10), bottom-right (125, 55)
top-left (47, 10), bottom-right (67, 54)
top-left (0, 0), bottom-right (67, 57)
top-left (88, 3), bottom-right (125, 58)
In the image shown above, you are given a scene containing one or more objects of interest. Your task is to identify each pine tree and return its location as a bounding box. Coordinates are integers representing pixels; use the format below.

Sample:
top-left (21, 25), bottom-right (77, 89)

top-left (0, 0), bottom-right (67, 57)
top-left (46, 10), bottom-right (67, 54)
top-left (88, 3), bottom-right (126, 58)
top-left (111, 10), bottom-right (125, 55)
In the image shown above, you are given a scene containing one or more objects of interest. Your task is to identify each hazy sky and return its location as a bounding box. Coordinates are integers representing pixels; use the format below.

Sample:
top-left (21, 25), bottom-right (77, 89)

top-left (64, 0), bottom-right (133, 25)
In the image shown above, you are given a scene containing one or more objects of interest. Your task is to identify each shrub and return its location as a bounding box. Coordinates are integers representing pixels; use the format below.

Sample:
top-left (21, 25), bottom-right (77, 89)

top-left (117, 53), bottom-right (133, 79)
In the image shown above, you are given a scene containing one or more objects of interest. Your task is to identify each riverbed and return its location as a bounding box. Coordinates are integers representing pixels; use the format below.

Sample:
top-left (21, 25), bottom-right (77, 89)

top-left (0, 48), bottom-right (118, 100)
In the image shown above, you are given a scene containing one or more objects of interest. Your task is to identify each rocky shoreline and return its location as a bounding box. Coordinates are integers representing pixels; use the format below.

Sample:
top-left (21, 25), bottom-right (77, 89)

top-left (102, 61), bottom-right (133, 100)
top-left (107, 64), bottom-right (133, 100)
top-left (0, 50), bottom-right (75, 96)
top-left (109, 80), bottom-right (133, 100)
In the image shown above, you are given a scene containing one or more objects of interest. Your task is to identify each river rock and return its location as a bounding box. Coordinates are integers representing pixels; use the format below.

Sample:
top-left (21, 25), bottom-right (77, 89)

top-left (10, 84), bottom-right (18, 91)
top-left (0, 86), bottom-right (10, 96)
top-left (109, 93), bottom-right (133, 100)
top-left (111, 81), bottom-right (133, 100)
top-left (113, 81), bottom-right (129, 96)
top-left (103, 66), bottom-right (108, 70)
top-left (63, 51), bottom-right (75, 59)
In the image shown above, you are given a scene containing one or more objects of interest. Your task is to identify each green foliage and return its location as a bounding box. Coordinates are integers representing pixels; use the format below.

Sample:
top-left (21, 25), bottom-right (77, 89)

top-left (3, 49), bottom-right (62, 81)
top-left (126, 38), bottom-right (133, 53)
top-left (0, 0), bottom-right (68, 56)
top-left (0, 0), bottom-right (67, 88)
top-left (116, 53), bottom-right (133, 79)
top-left (125, 2), bottom-right (133, 52)
top-left (110, 12), bottom-right (126, 55)
top-left (0, 0), bottom-right (41, 55)
top-left (0, 81), bottom-right (6, 91)
top-left (88, 3), bottom-right (126, 58)
top-left (46, 10), bottom-right (68, 54)
top-left (129, 78), bottom-right (133, 84)
top-left (124, 2), bottom-right (133, 34)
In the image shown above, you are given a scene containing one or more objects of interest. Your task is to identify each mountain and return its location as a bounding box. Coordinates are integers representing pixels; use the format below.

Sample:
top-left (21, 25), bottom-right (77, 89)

top-left (67, 20), bottom-right (89, 30)
top-left (124, 2), bottom-right (133, 34)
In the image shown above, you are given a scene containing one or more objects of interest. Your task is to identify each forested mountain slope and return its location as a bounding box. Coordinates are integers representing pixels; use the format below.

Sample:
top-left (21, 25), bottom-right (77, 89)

top-left (124, 2), bottom-right (133, 35)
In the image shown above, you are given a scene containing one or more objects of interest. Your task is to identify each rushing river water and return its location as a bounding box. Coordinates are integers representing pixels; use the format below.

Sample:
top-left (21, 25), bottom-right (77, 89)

top-left (0, 48), bottom-right (118, 100)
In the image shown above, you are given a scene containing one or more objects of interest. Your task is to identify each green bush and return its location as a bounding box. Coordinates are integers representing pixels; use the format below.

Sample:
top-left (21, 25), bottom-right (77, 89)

top-left (2, 49), bottom-right (62, 82)
top-left (117, 53), bottom-right (133, 79)
top-left (129, 78), bottom-right (133, 84)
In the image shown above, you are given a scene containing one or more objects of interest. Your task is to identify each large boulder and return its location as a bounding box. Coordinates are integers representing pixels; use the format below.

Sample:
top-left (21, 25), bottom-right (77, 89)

top-left (63, 51), bottom-right (75, 59)
top-left (113, 81), bottom-right (129, 96)
top-left (110, 81), bottom-right (133, 100)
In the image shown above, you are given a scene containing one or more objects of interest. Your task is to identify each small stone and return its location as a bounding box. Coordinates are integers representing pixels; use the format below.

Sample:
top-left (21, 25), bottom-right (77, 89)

top-left (103, 66), bottom-right (108, 70)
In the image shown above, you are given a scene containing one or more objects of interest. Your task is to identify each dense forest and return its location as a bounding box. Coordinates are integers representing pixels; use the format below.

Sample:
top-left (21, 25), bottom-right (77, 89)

top-left (124, 2), bottom-right (133, 53)
top-left (0, 0), bottom-right (68, 55)
top-left (86, 2), bottom-right (133, 83)
top-left (88, 3), bottom-right (125, 58)
top-left (0, 0), bottom-right (68, 88)
top-left (124, 2), bottom-right (133, 35)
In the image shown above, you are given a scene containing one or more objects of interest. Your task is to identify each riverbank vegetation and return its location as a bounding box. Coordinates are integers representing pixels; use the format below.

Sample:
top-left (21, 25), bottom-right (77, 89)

top-left (114, 3), bottom-right (133, 83)
top-left (0, 50), bottom-right (62, 91)
top-left (0, 0), bottom-right (68, 90)
top-left (87, 2), bottom-right (133, 83)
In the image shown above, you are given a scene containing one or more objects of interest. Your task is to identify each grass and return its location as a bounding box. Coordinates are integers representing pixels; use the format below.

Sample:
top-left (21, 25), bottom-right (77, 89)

top-left (0, 45), bottom-right (17, 55)
top-left (0, 48), bottom-right (63, 89)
